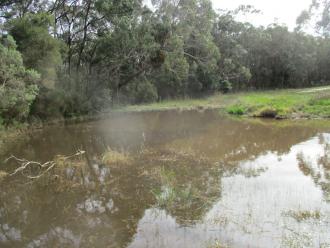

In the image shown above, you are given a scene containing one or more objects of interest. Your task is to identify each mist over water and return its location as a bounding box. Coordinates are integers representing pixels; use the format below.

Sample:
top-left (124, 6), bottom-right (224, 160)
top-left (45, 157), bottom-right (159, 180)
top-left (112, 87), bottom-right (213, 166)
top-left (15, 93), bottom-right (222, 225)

top-left (0, 110), bottom-right (330, 247)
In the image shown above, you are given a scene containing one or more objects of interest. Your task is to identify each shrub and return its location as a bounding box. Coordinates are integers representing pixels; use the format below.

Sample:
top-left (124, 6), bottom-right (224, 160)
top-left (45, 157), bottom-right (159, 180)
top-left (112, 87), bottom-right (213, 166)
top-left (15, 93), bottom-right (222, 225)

top-left (0, 35), bottom-right (40, 123)
top-left (123, 78), bottom-right (158, 104)
top-left (8, 13), bottom-right (63, 88)
top-left (219, 80), bottom-right (232, 94)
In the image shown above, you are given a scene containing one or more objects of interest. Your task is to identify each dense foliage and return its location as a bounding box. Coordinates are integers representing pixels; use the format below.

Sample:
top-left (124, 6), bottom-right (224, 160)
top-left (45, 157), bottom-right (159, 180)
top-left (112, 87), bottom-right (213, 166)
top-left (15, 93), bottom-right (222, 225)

top-left (0, 0), bottom-right (330, 122)
top-left (0, 35), bottom-right (39, 124)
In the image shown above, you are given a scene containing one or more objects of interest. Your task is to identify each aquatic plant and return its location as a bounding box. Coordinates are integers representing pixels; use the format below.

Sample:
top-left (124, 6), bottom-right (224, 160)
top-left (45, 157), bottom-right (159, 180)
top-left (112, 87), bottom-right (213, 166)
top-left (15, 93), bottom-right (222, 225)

top-left (281, 228), bottom-right (314, 248)
top-left (206, 240), bottom-right (230, 248)
top-left (284, 210), bottom-right (321, 222)
top-left (101, 147), bottom-right (131, 166)
top-left (152, 186), bottom-right (177, 208)
top-left (0, 170), bottom-right (8, 181)
top-left (236, 166), bottom-right (268, 178)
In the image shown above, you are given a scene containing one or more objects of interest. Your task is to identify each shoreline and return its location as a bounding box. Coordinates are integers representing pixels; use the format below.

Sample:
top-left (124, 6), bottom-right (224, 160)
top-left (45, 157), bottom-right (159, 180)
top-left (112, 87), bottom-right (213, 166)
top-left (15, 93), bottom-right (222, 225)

top-left (1, 86), bottom-right (330, 134)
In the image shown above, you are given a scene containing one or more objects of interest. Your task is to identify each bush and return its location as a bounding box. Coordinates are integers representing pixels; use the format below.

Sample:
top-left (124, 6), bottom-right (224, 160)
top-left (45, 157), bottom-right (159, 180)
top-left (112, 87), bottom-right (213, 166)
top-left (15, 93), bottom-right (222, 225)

top-left (123, 78), bottom-right (158, 104)
top-left (31, 71), bottom-right (113, 119)
top-left (8, 13), bottom-right (63, 88)
top-left (219, 80), bottom-right (232, 94)
top-left (0, 35), bottom-right (40, 123)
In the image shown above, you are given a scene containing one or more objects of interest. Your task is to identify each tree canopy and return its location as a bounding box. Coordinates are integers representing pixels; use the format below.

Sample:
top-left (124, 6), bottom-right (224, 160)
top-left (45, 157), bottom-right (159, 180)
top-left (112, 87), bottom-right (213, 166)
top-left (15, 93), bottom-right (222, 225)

top-left (0, 0), bottom-right (330, 122)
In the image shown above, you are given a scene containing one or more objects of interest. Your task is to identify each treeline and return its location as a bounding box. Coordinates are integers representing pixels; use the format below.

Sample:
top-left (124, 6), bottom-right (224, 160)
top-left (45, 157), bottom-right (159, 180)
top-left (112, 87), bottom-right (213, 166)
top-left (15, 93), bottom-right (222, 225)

top-left (0, 0), bottom-right (330, 123)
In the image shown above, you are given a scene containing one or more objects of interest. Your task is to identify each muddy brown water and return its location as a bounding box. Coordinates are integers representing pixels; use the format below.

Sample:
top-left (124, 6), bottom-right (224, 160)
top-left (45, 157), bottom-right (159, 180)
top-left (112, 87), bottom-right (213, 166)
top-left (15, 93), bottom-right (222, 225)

top-left (0, 110), bottom-right (330, 248)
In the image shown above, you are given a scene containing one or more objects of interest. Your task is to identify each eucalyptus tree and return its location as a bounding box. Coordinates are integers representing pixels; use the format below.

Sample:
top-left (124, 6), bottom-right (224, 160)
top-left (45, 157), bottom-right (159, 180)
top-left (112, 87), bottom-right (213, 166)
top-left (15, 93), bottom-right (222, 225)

top-left (239, 25), bottom-right (318, 89)
top-left (90, 7), bottom-right (165, 103)
top-left (316, 0), bottom-right (330, 36)
top-left (1, 0), bottom-right (330, 121)
top-left (296, 0), bottom-right (330, 37)
top-left (45, 0), bottom-right (143, 73)
top-left (151, 0), bottom-right (221, 96)
top-left (0, 0), bottom-right (50, 19)
top-left (213, 13), bottom-right (252, 90)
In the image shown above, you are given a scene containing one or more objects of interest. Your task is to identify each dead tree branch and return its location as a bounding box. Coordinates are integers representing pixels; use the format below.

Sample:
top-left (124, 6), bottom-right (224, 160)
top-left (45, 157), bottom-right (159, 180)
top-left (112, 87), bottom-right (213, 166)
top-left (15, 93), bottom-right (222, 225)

top-left (4, 150), bottom-right (86, 179)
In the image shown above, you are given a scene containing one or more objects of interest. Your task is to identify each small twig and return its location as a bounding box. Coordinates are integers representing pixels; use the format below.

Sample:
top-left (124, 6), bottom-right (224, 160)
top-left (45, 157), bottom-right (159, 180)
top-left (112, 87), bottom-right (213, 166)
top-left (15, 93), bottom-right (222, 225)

top-left (62, 150), bottom-right (86, 160)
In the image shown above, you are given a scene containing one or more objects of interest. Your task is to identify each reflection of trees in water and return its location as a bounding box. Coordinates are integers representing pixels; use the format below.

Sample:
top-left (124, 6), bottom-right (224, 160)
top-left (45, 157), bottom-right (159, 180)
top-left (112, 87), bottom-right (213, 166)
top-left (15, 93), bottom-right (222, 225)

top-left (1, 110), bottom-right (326, 166)
top-left (0, 111), bottom-right (221, 163)
top-left (0, 149), bottom-right (223, 247)
top-left (297, 134), bottom-right (330, 202)
top-left (164, 118), bottom-right (326, 164)
top-left (0, 157), bottom-right (149, 247)
top-left (1, 111), bottom-right (329, 247)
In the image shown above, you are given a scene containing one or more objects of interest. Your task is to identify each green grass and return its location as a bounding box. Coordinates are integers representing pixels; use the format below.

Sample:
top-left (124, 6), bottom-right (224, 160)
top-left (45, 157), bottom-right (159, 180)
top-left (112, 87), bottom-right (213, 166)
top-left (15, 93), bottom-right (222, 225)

top-left (114, 97), bottom-right (225, 113)
top-left (304, 93), bottom-right (330, 117)
top-left (225, 87), bottom-right (330, 118)
top-left (112, 86), bottom-right (330, 119)
top-left (226, 91), bottom-right (312, 118)
top-left (226, 104), bottom-right (246, 116)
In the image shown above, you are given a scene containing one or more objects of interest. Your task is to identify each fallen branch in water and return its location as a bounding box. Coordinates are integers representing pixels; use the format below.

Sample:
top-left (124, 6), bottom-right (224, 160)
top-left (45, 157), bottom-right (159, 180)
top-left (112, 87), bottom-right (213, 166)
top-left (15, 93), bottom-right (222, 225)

top-left (4, 150), bottom-right (85, 179)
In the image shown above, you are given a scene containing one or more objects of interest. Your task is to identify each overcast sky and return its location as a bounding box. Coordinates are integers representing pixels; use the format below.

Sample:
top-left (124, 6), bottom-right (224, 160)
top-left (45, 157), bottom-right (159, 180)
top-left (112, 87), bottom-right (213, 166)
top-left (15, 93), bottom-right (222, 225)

top-left (212, 0), bottom-right (312, 30)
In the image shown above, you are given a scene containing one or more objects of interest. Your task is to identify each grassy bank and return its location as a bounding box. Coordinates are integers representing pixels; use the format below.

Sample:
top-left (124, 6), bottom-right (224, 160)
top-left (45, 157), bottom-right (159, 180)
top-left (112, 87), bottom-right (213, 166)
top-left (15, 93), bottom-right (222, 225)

top-left (1, 86), bottom-right (329, 160)
top-left (1, 86), bottom-right (330, 139)
top-left (117, 86), bottom-right (330, 119)
top-left (225, 87), bottom-right (330, 119)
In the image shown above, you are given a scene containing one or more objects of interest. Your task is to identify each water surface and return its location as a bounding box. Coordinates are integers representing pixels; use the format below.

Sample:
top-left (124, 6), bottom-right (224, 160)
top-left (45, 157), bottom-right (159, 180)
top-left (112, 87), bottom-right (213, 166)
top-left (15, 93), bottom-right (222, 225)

top-left (0, 110), bottom-right (330, 247)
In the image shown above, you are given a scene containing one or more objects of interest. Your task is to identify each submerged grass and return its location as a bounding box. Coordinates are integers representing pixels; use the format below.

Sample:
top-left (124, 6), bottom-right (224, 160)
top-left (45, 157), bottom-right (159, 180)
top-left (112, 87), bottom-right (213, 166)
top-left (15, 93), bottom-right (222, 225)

top-left (151, 167), bottom-right (195, 210)
top-left (101, 147), bottom-right (131, 166)
top-left (206, 240), bottom-right (231, 248)
top-left (0, 170), bottom-right (8, 181)
top-left (284, 210), bottom-right (321, 222)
